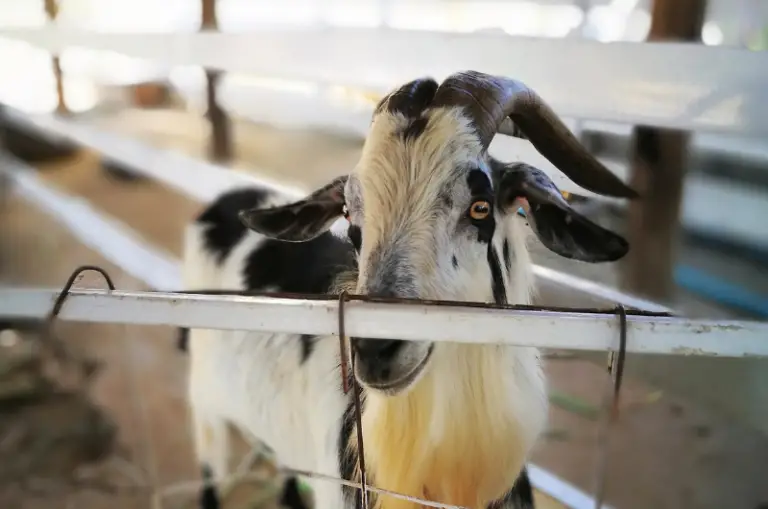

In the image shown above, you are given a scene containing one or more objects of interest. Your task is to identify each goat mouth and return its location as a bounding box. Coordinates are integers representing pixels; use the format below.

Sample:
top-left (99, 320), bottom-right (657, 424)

top-left (361, 345), bottom-right (434, 394)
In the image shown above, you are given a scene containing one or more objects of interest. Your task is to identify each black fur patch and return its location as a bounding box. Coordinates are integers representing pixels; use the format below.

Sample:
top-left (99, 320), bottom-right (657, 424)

top-left (452, 255), bottom-right (458, 269)
top-left (180, 197), bottom-right (356, 362)
top-left (299, 335), bottom-right (317, 364)
top-left (179, 188), bottom-right (272, 355)
top-left (503, 240), bottom-right (512, 269)
top-left (400, 116), bottom-right (429, 141)
top-left (487, 468), bottom-right (535, 509)
top-left (177, 327), bottom-right (189, 352)
top-left (339, 387), bottom-right (369, 509)
top-left (200, 464), bottom-right (220, 509)
top-left (467, 168), bottom-right (494, 195)
top-left (242, 233), bottom-right (355, 364)
top-left (377, 78), bottom-right (438, 118)
top-left (487, 246), bottom-right (507, 305)
top-left (198, 188), bottom-right (271, 264)
top-left (348, 224), bottom-right (363, 252)
top-left (243, 232), bottom-right (356, 294)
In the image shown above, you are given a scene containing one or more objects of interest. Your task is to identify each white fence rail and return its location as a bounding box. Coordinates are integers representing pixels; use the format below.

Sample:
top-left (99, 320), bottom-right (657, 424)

top-left (0, 154), bottom-right (181, 290)
top-left (4, 27), bottom-right (768, 136)
top-left (2, 288), bottom-right (767, 358)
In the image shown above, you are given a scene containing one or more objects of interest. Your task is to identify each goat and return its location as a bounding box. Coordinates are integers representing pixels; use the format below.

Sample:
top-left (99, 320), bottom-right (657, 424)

top-left (182, 70), bottom-right (636, 509)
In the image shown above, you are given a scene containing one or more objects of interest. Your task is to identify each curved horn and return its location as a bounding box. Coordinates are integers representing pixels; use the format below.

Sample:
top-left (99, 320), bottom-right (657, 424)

top-left (432, 70), bottom-right (637, 199)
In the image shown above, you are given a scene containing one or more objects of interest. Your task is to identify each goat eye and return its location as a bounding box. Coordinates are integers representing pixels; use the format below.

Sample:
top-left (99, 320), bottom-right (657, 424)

top-left (468, 200), bottom-right (491, 221)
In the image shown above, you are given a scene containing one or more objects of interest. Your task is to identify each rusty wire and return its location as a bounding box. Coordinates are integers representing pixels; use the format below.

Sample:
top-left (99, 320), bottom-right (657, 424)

top-left (48, 265), bottom-right (116, 316)
top-left (592, 304), bottom-right (628, 509)
top-left (338, 291), bottom-right (370, 509)
top-left (610, 305), bottom-right (628, 419)
top-left (42, 265), bottom-right (116, 384)
top-left (338, 291), bottom-right (351, 395)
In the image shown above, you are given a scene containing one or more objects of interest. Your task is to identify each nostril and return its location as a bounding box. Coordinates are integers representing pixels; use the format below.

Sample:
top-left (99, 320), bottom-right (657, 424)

top-left (352, 338), bottom-right (404, 360)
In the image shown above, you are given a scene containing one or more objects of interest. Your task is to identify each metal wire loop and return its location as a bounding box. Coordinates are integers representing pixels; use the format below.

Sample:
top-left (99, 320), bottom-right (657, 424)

top-left (338, 290), bottom-right (351, 395)
top-left (610, 304), bottom-right (628, 418)
top-left (42, 265), bottom-right (116, 379)
top-left (337, 291), bottom-right (370, 509)
top-left (592, 304), bottom-right (629, 509)
top-left (48, 264), bottom-right (116, 320)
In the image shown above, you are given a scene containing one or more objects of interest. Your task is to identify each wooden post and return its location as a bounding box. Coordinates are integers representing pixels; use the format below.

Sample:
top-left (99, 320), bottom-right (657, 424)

top-left (621, 0), bottom-right (707, 302)
top-left (44, 0), bottom-right (68, 115)
top-left (201, 0), bottom-right (233, 162)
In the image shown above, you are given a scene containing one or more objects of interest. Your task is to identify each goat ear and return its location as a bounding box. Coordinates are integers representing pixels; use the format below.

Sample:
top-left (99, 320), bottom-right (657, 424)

top-left (239, 176), bottom-right (348, 242)
top-left (493, 162), bottom-right (629, 262)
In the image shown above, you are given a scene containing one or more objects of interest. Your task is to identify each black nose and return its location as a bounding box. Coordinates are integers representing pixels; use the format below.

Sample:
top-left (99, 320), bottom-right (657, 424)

top-left (352, 338), bottom-right (405, 361)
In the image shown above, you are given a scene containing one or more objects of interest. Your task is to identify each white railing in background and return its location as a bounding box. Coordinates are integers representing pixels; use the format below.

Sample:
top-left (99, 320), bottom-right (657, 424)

top-left (3, 27), bottom-right (768, 136)
top-left (0, 154), bottom-right (180, 290)
top-left (4, 107), bottom-right (603, 199)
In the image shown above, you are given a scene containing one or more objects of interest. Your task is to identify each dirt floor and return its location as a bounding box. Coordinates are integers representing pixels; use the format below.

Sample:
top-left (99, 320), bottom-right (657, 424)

top-left (1, 108), bottom-right (767, 509)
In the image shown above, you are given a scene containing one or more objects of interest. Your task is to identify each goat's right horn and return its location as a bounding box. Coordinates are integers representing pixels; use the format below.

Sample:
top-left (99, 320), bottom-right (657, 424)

top-left (432, 70), bottom-right (638, 199)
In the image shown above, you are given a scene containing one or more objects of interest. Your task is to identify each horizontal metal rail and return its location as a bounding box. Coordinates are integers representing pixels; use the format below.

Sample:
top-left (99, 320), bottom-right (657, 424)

top-left (3, 103), bottom-right (604, 201)
top-left (2, 108), bottom-right (303, 203)
top-left (1, 288), bottom-right (766, 358)
top-left (3, 27), bottom-right (768, 136)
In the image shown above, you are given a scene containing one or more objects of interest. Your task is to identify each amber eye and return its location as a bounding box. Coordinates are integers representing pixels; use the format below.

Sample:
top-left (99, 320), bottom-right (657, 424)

top-left (469, 200), bottom-right (491, 221)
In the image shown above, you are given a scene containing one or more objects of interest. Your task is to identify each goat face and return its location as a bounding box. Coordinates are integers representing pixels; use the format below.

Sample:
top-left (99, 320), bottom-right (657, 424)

top-left (240, 71), bottom-right (636, 395)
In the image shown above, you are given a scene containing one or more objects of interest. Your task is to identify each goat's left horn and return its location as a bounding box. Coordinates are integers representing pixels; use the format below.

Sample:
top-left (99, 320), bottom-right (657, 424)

top-left (432, 70), bottom-right (638, 199)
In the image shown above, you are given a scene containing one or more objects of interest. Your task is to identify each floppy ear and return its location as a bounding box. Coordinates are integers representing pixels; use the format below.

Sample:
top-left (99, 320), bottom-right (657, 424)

top-left (239, 176), bottom-right (348, 242)
top-left (492, 162), bottom-right (629, 263)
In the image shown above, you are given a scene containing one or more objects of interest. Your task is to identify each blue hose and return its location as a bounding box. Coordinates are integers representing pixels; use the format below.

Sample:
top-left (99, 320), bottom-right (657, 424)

top-left (674, 265), bottom-right (768, 318)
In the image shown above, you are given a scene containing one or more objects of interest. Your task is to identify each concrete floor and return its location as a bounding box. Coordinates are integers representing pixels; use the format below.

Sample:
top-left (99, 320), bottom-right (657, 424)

top-left (1, 107), bottom-right (767, 509)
